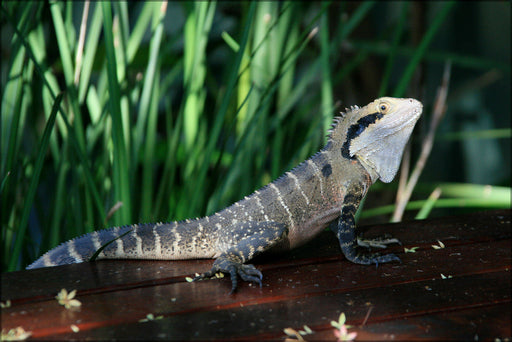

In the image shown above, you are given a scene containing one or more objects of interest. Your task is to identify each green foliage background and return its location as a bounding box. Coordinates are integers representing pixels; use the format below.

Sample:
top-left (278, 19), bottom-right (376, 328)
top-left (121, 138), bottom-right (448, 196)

top-left (1, 1), bottom-right (510, 271)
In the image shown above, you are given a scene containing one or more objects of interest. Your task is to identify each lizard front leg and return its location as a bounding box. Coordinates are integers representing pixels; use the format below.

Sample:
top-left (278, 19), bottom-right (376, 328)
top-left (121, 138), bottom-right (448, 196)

top-left (332, 196), bottom-right (400, 265)
top-left (194, 221), bottom-right (287, 294)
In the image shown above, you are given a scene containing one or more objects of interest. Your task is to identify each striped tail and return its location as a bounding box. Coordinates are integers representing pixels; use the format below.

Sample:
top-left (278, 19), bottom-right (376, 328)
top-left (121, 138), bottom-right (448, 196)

top-left (27, 219), bottom-right (217, 269)
top-left (27, 225), bottom-right (135, 269)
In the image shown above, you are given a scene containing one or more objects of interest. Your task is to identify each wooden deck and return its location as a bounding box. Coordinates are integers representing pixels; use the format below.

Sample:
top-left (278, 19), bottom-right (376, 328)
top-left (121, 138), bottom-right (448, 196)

top-left (2, 209), bottom-right (510, 340)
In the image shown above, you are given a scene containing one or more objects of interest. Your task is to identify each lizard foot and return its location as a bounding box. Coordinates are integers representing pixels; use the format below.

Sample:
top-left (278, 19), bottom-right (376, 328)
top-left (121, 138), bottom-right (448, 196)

top-left (193, 258), bottom-right (263, 294)
top-left (357, 235), bottom-right (402, 249)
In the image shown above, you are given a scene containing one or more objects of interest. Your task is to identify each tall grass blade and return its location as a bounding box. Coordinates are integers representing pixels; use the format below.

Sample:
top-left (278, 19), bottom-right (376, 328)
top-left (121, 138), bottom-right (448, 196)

top-left (126, 2), bottom-right (154, 63)
top-left (182, 1), bottom-right (216, 151)
top-left (0, 172), bottom-right (9, 195)
top-left (49, 1), bottom-right (75, 87)
top-left (101, 2), bottom-right (131, 225)
top-left (134, 2), bottom-right (166, 169)
top-left (78, 2), bottom-right (103, 103)
top-left (415, 187), bottom-right (442, 219)
top-left (320, 12), bottom-right (333, 138)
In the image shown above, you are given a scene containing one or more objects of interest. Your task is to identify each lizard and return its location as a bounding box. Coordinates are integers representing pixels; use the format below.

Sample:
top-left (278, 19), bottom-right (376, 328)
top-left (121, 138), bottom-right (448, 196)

top-left (27, 97), bottom-right (423, 293)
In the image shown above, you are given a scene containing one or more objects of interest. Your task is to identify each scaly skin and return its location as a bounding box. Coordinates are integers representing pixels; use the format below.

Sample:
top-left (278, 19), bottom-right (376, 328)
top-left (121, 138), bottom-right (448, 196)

top-left (27, 97), bottom-right (423, 293)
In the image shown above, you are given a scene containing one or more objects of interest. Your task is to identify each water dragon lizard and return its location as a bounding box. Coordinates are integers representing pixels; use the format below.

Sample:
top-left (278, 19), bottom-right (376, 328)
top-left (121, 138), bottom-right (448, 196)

top-left (27, 97), bottom-right (423, 293)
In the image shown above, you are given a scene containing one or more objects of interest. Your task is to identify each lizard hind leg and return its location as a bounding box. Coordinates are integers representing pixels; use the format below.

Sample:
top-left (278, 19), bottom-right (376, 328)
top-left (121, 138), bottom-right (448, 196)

top-left (193, 221), bottom-right (287, 294)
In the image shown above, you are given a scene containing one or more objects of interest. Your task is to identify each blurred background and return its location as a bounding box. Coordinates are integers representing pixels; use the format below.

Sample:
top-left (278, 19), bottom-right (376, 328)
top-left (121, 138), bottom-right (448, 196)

top-left (1, 1), bottom-right (510, 271)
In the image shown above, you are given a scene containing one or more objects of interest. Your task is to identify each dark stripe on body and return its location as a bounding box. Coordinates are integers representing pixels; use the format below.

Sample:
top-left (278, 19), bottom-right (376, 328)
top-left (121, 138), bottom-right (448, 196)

top-left (156, 222), bottom-right (181, 254)
top-left (72, 235), bottom-right (97, 260)
top-left (321, 163), bottom-right (332, 178)
top-left (139, 224), bottom-right (157, 253)
top-left (98, 226), bottom-right (131, 246)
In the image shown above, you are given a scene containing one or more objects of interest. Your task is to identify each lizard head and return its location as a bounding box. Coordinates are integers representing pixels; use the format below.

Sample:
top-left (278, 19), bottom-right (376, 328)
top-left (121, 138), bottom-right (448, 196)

top-left (330, 97), bottom-right (423, 183)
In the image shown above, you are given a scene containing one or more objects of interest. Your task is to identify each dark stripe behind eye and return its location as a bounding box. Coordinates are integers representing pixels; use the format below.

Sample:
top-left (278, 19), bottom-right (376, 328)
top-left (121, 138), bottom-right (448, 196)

top-left (341, 112), bottom-right (383, 159)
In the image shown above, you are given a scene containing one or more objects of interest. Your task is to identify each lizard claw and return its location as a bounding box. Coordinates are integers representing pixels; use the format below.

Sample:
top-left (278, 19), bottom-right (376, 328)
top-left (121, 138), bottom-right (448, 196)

top-left (226, 263), bottom-right (262, 294)
top-left (193, 258), bottom-right (263, 294)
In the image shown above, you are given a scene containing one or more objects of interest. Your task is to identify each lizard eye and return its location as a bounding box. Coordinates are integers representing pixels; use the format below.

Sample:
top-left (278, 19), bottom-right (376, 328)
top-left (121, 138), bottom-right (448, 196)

top-left (379, 103), bottom-right (389, 113)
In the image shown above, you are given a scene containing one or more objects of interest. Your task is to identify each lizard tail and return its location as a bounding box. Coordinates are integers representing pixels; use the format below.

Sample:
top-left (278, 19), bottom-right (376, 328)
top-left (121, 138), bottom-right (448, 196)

top-left (26, 225), bottom-right (135, 269)
top-left (27, 220), bottom-right (217, 269)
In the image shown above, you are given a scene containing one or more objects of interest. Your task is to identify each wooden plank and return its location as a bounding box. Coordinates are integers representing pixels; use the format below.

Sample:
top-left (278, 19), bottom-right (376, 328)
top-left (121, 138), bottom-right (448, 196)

top-left (19, 271), bottom-right (510, 340)
top-left (1, 209), bottom-right (510, 340)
